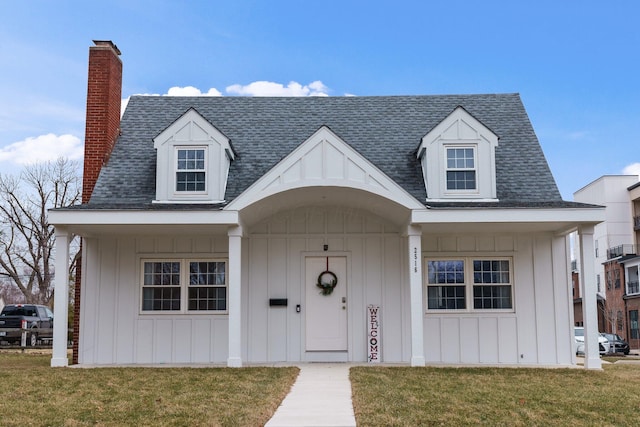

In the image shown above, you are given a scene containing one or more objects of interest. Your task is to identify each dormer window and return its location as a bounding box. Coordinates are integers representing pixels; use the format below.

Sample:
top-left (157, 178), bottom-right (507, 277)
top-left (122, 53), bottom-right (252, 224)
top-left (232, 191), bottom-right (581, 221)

top-left (418, 106), bottom-right (498, 202)
top-left (446, 147), bottom-right (476, 191)
top-left (176, 148), bottom-right (206, 192)
top-left (153, 108), bottom-right (235, 204)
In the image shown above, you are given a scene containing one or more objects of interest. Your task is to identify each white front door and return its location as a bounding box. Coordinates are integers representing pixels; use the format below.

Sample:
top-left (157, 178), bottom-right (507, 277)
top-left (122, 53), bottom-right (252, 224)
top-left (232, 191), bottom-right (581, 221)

top-left (305, 256), bottom-right (347, 351)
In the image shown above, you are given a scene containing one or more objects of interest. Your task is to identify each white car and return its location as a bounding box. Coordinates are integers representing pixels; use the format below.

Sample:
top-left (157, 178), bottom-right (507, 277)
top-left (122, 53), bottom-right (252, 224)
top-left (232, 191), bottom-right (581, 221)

top-left (574, 327), bottom-right (610, 355)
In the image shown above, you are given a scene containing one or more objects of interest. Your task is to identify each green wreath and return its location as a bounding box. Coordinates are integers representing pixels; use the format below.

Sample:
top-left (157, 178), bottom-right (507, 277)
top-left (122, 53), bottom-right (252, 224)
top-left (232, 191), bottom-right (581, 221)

top-left (316, 271), bottom-right (338, 296)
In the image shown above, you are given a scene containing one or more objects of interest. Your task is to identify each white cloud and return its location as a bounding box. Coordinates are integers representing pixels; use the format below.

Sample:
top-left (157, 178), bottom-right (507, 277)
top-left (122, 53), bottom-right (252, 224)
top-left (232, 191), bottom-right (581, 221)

top-left (226, 80), bottom-right (329, 97)
top-left (121, 86), bottom-right (224, 116)
top-left (622, 162), bottom-right (640, 178)
top-left (166, 86), bottom-right (222, 97)
top-left (121, 81), bottom-right (331, 114)
top-left (0, 134), bottom-right (83, 165)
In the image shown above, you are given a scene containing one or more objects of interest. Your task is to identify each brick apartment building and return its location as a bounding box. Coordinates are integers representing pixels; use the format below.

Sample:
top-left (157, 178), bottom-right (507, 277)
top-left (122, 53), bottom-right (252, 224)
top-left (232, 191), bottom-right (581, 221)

top-left (573, 177), bottom-right (640, 350)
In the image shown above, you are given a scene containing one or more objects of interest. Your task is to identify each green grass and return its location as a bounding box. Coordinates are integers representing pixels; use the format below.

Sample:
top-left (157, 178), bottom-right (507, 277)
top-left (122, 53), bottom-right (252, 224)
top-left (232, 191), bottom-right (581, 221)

top-left (0, 351), bottom-right (298, 427)
top-left (6, 350), bottom-right (640, 426)
top-left (351, 364), bottom-right (640, 426)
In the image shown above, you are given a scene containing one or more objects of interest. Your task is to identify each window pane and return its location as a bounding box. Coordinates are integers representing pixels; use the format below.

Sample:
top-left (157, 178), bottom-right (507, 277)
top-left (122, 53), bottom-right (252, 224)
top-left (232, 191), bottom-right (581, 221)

top-left (188, 262), bottom-right (227, 311)
top-left (142, 287), bottom-right (181, 311)
top-left (473, 285), bottom-right (512, 309)
top-left (427, 285), bottom-right (466, 309)
top-left (630, 310), bottom-right (639, 339)
top-left (189, 262), bottom-right (226, 286)
top-left (143, 262), bottom-right (180, 286)
top-left (446, 171), bottom-right (476, 190)
top-left (188, 286), bottom-right (227, 311)
top-left (446, 148), bottom-right (475, 169)
top-left (428, 260), bottom-right (464, 284)
top-left (446, 148), bottom-right (476, 190)
top-left (176, 172), bottom-right (206, 192)
top-left (473, 259), bottom-right (510, 283)
top-left (177, 149), bottom-right (205, 171)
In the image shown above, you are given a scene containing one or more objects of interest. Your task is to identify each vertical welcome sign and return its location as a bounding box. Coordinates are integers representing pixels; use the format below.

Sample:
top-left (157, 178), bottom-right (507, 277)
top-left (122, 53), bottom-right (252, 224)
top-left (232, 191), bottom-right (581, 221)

top-left (367, 304), bottom-right (380, 363)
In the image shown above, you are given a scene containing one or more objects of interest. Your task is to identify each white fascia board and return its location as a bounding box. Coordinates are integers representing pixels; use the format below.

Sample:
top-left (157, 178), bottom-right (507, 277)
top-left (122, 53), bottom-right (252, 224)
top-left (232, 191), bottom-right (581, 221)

top-left (49, 209), bottom-right (239, 226)
top-left (411, 207), bottom-right (605, 226)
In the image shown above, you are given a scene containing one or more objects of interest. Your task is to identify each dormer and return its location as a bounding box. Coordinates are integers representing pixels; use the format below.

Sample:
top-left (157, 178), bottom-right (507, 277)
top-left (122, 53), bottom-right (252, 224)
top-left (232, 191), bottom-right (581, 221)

top-left (417, 106), bottom-right (499, 202)
top-left (153, 108), bottom-right (235, 203)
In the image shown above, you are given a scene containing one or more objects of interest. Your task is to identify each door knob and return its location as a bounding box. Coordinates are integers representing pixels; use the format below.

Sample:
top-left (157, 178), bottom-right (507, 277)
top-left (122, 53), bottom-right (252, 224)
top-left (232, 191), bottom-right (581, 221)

top-left (342, 297), bottom-right (346, 303)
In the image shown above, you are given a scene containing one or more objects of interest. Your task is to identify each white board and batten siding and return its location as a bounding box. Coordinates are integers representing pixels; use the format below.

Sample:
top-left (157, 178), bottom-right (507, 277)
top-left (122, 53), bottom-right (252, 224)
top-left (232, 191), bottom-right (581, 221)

top-left (79, 235), bottom-right (230, 365)
top-left (245, 206), bottom-right (410, 363)
top-left (79, 213), bottom-right (573, 366)
top-left (422, 233), bottom-right (573, 366)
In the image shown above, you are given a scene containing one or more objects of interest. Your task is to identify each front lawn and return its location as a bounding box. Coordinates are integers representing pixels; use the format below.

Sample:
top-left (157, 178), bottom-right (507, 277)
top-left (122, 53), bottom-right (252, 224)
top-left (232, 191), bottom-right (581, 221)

top-left (0, 351), bottom-right (298, 427)
top-left (351, 364), bottom-right (640, 426)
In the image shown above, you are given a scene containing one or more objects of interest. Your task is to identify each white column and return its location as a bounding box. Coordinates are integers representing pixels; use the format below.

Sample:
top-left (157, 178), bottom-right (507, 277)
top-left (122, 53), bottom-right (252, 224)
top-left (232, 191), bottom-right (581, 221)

top-left (227, 225), bottom-right (243, 367)
top-left (51, 227), bottom-right (70, 367)
top-left (579, 225), bottom-right (602, 370)
top-left (407, 224), bottom-right (425, 366)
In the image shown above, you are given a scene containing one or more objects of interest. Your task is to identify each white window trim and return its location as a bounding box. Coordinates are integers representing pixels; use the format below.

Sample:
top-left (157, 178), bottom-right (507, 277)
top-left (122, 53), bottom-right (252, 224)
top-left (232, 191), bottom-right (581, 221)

top-left (443, 145), bottom-right (479, 196)
top-left (172, 146), bottom-right (208, 198)
top-left (139, 257), bottom-right (228, 315)
top-left (424, 256), bottom-right (515, 313)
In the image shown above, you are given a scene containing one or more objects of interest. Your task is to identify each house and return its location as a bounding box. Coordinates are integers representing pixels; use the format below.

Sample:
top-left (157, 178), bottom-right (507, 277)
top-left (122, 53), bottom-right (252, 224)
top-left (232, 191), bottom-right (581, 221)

top-left (573, 176), bottom-right (640, 350)
top-left (50, 40), bottom-right (605, 368)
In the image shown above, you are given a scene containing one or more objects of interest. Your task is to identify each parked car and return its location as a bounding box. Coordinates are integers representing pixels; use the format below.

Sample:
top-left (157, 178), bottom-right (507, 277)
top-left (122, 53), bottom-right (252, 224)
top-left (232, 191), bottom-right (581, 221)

top-left (0, 304), bottom-right (54, 346)
top-left (602, 333), bottom-right (630, 355)
top-left (574, 327), bottom-right (610, 355)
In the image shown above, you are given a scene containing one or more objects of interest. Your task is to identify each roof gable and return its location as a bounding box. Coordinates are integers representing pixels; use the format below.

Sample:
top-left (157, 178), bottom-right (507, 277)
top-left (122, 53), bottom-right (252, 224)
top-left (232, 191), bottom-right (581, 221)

top-left (227, 126), bottom-right (424, 211)
top-left (152, 108), bottom-right (234, 203)
top-left (418, 106), bottom-right (499, 201)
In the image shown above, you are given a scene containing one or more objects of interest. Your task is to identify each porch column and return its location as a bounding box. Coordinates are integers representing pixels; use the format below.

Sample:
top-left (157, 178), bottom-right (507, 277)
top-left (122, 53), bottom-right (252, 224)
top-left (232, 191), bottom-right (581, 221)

top-left (51, 227), bottom-right (70, 367)
top-left (227, 225), bottom-right (243, 367)
top-left (578, 225), bottom-right (602, 370)
top-left (407, 224), bottom-right (425, 366)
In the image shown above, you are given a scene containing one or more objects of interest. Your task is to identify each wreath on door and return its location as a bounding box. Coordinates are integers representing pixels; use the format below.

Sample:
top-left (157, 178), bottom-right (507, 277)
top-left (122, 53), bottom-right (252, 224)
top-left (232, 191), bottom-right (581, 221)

top-left (316, 270), bottom-right (338, 295)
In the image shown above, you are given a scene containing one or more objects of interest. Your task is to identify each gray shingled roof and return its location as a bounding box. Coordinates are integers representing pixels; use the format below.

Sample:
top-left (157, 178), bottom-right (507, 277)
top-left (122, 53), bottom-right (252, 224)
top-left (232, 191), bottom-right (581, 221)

top-left (89, 93), bottom-right (566, 208)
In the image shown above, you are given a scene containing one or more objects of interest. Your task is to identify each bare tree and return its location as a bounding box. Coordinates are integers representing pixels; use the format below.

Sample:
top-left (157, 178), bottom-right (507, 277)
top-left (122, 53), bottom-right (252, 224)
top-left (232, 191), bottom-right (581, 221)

top-left (0, 158), bottom-right (81, 305)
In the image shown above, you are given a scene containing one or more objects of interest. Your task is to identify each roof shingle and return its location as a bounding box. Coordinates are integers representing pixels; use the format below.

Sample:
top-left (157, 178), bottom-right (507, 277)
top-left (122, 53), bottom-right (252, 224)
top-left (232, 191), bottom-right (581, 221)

top-left (89, 94), bottom-right (563, 207)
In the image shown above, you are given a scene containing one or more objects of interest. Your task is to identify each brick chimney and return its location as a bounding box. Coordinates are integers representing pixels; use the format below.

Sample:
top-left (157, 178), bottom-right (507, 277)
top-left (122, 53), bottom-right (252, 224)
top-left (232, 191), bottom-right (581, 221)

top-left (82, 40), bottom-right (122, 203)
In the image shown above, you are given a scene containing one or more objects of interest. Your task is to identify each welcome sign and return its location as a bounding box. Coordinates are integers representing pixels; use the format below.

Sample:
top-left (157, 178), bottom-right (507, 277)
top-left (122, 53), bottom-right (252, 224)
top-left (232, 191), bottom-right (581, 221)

top-left (367, 304), bottom-right (380, 363)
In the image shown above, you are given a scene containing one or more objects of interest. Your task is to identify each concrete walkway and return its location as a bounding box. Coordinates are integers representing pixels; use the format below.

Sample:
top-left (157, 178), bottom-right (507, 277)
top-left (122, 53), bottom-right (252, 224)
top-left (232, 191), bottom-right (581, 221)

top-left (265, 364), bottom-right (356, 427)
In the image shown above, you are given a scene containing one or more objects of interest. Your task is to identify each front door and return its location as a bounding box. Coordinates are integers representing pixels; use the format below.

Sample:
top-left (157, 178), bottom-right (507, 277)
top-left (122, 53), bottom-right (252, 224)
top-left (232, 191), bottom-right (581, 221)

top-left (305, 256), bottom-right (347, 351)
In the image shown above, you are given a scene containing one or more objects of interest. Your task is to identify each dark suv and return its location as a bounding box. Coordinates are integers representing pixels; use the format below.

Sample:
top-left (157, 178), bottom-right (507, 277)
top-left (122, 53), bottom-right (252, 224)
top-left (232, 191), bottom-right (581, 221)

top-left (602, 333), bottom-right (630, 355)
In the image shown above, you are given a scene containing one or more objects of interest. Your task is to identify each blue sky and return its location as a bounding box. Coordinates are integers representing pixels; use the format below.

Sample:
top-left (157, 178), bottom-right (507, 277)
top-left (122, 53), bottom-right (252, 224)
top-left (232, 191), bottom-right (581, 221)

top-left (1, 0), bottom-right (638, 199)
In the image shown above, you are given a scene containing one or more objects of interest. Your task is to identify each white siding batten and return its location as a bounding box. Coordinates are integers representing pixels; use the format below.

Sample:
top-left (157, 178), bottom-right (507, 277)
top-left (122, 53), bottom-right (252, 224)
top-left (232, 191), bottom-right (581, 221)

top-left (578, 225), bottom-right (602, 370)
top-left (407, 224), bottom-right (425, 366)
top-left (51, 227), bottom-right (70, 367)
top-left (227, 225), bottom-right (243, 367)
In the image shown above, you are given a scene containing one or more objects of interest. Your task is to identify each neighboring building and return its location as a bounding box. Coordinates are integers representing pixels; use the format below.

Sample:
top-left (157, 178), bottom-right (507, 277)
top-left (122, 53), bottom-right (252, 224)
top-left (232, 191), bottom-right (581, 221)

top-left (574, 176), bottom-right (637, 297)
top-left (622, 182), bottom-right (640, 349)
top-left (573, 176), bottom-right (640, 349)
top-left (49, 41), bottom-right (605, 369)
